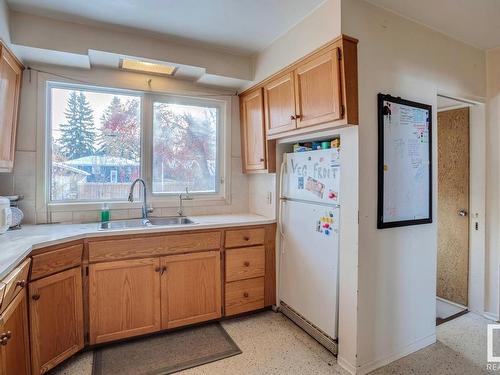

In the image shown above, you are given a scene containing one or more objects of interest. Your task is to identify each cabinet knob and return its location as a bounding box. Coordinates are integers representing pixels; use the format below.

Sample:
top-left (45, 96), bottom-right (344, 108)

top-left (0, 337), bottom-right (8, 346)
top-left (161, 266), bottom-right (168, 275)
top-left (243, 236), bottom-right (250, 241)
top-left (16, 280), bottom-right (26, 288)
top-left (290, 115), bottom-right (296, 120)
top-left (155, 266), bottom-right (161, 273)
top-left (32, 294), bottom-right (40, 301)
top-left (0, 331), bottom-right (11, 340)
top-left (260, 158), bottom-right (265, 162)
top-left (243, 292), bottom-right (249, 298)
top-left (244, 261), bottom-right (250, 267)
top-left (295, 114), bottom-right (302, 119)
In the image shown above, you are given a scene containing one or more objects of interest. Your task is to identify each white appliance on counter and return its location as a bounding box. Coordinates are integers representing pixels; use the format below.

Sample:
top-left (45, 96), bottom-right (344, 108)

top-left (279, 148), bottom-right (340, 354)
top-left (0, 197), bottom-right (12, 234)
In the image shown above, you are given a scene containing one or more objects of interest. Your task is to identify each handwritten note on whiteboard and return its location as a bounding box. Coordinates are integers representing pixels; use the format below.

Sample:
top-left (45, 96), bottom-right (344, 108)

top-left (377, 94), bottom-right (432, 229)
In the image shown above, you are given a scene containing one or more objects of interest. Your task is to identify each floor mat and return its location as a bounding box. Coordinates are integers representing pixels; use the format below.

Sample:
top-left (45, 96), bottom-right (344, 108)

top-left (92, 322), bottom-right (241, 375)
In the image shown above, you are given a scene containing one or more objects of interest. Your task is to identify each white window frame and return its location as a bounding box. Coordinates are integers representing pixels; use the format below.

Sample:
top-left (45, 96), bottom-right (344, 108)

top-left (148, 94), bottom-right (226, 198)
top-left (45, 81), bottom-right (145, 204)
top-left (38, 77), bottom-right (231, 213)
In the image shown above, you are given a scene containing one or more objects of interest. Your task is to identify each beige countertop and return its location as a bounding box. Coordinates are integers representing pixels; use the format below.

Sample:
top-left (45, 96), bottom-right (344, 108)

top-left (0, 214), bottom-right (276, 280)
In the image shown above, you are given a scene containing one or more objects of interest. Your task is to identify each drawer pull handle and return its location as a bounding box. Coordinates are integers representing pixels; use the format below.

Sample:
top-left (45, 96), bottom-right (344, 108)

top-left (16, 280), bottom-right (26, 288)
top-left (244, 261), bottom-right (250, 267)
top-left (32, 294), bottom-right (40, 301)
top-left (0, 337), bottom-right (8, 346)
top-left (0, 331), bottom-right (11, 340)
top-left (155, 266), bottom-right (161, 273)
top-left (243, 236), bottom-right (250, 241)
top-left (243, 292), bottom-right (249, 298)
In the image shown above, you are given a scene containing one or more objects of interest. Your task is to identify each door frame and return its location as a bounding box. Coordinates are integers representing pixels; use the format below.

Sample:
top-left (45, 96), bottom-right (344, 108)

top-left (436, 93), bottom-right (486, 316)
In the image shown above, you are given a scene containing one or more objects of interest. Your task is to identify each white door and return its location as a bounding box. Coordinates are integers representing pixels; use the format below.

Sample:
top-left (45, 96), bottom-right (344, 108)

top-left (284, 149), bottom-right (340, 204)
top-left (280, 199), bottom-right (340, 338)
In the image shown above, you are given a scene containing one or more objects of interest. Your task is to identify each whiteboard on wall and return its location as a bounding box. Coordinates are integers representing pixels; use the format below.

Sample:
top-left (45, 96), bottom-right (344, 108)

top-left (377, 94), bottom-right (432, 229)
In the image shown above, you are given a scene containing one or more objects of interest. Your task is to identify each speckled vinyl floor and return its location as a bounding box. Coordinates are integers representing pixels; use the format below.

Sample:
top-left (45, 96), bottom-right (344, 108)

top-left (50, 311), bottom-right (494, 375)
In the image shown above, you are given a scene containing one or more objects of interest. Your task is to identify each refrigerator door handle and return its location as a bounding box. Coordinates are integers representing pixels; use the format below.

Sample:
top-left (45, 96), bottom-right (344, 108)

top-left (279, 157), bottom-right (287, 237)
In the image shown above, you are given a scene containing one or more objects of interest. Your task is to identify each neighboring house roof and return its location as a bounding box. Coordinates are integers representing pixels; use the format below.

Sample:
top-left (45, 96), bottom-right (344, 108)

top-left (52, 162), bottom-right (91, 175)
top-left (64, 155), bottom-right (139, 167)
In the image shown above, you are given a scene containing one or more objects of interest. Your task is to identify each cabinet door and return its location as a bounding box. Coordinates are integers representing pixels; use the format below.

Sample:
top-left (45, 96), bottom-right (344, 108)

top-left (294, 48), bottom-right (342, 128)
top-left (29, 267), bottom-right (83, 375)
top-left (0, 46), bottom-right (22, 173)
top-left (240, 89), bottom-right (266, 172)
top-left (263, 72), bottom-right (296, 136)
top-left (89, 258), bottom-right (161, 344)
top-left (161, 251), bottom-right (221, 329)
top-left (0, 290), bottom-right (30, 375)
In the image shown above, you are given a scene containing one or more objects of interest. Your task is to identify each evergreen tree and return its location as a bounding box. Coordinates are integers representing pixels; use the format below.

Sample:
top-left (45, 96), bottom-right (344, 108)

top-left (98, 96), bottom-right (140, 161)
top-left (59, 91), bottom-right (96, 160)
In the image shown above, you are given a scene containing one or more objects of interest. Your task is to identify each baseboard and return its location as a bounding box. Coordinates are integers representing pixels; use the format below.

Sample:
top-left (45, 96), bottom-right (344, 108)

top-left (337, 356), bottom-right (356, 374)
top-left (483, 312), bottom-right (499, 322)
top-left (436, 296), bottom-right (467, 310)
top-left (354, 333), bottom-right (436, 375)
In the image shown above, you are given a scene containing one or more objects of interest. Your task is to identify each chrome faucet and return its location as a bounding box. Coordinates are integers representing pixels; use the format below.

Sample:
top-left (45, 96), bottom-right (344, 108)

top-left (177, 187), bottom-right (193, 216)
top-left (128, 178), bottom-right (153, 219)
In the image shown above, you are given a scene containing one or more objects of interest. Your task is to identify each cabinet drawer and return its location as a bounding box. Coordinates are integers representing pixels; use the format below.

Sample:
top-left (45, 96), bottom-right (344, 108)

top-left (0, 259), bottom-right (30, 313)
top-left (225, 277), bottom-right (264, 316)
top-left (225, 228), bottom-right (265, 248)
top-left (226, 246), bottom-right (265, 282)
top-left (31, 244), bottom-right (83, 280)
top-left (88, 231), bottom-right (221, 262)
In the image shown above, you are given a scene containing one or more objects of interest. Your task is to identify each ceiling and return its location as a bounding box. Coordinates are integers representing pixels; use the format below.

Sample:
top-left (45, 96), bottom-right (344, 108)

top-left (366, 0), bottom-right (500, 50)
top-left (6, 0), bottom-right (326, 55)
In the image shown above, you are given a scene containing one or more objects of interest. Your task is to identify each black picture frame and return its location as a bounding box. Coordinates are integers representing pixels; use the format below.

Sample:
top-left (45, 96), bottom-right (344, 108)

top-left (377, 93), bottom-right (433, 229)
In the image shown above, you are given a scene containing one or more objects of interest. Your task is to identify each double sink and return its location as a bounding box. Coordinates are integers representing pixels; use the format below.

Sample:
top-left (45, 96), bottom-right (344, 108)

top-left (99, 216), bottom-right (195, 230)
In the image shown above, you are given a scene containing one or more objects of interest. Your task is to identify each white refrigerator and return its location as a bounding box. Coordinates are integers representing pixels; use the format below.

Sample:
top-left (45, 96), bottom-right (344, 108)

top-left (279, 148), bottom-right (340, 346)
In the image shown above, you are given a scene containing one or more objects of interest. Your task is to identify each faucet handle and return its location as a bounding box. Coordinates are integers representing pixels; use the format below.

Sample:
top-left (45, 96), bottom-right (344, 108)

top-left (146, 204), bottom-right (154, 214)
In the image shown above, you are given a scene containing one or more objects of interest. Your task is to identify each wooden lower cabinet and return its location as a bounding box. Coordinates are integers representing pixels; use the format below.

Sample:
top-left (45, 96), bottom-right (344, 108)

top-left (161, 251), bottom-right (221, 329)
top-left (0, 290), bottom-right (30, 375)
top-left (88, 258), bottom-right (161, 344)
top-left (29, 267), bottom-right (84, 375)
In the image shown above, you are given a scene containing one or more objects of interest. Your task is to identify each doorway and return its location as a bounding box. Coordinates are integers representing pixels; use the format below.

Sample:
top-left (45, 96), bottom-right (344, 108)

top-left (436, 99), bottom-right (471, 325)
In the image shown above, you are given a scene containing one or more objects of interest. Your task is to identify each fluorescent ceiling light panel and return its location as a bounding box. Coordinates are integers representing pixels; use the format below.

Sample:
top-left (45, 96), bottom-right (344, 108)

top-left (120, 59), bottom-right (177, 75)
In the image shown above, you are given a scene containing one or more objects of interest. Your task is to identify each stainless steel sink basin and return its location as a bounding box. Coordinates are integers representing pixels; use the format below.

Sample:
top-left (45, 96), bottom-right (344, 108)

top-left (98, 217), bottom-right (195, 230)
top-left (147, 217), bottom-right (195, 226)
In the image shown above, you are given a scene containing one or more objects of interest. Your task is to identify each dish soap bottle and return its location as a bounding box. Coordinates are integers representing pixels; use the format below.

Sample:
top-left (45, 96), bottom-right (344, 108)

top-left (101, 203), bottom-right (110, 222)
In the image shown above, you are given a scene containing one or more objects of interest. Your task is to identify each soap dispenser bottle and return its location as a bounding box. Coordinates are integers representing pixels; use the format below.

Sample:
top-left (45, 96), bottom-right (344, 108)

top-left (101, 203), bottom-right (110, 222)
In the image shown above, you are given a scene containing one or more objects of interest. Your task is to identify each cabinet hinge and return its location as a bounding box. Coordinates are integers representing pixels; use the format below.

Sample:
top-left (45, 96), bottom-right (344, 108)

top-left (340, 104), bottom-right (345, 117)
top-left (337, 48), bottom-right (342, 60)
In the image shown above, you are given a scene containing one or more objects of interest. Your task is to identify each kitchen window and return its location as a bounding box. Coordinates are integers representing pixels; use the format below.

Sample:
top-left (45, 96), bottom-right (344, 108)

top-left (46, 82), bottom-right (227, 205)
top-left (152, 97), bottom-right (220, 194)
top-left (48, 84), bottom-right (142, 202)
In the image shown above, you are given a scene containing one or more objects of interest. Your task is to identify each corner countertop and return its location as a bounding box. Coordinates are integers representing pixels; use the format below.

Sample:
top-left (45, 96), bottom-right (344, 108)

top-left (0, 214), bottom-right (276, 280)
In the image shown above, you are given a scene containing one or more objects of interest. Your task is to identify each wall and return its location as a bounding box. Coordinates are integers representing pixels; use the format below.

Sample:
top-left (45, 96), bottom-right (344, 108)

top-left (0, 0), bottom-right (10, 46)
top-left (485, 47), bottom-right (500, 320)
top-left (0, 64), bottom-right (249, 223)
top-left (342, 0), bottom-right (486, 373)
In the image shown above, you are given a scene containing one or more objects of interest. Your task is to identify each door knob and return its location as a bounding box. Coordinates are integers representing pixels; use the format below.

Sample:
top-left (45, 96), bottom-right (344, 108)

top-left (458, 209), bottom-right (468, 217)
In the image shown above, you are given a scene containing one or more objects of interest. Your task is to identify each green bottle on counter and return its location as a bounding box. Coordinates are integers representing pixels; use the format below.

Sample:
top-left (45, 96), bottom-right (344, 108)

top-left (101, 203), bottom-right (110, 222)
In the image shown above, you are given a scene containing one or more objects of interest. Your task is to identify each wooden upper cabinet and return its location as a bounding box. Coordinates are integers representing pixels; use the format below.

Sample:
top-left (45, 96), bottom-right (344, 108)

top-left (240, 35), bottom-right (358, 140)
top-left (294, 48), bottom-right (342, 128)
top-left (0, 42), bottom-right (24, 173)
top-left (263, 72), bottom-right (296, 136)
top-left (88, 258), bottom-right (161, 344)
top-left (29, 267), bottom-right (83, 375)
top-left (161, 251), bottom-right (221, 329)
top-left (0, 291), bottom-right (31, 375)
top-left (240, 89), bottom-right (266, 172)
